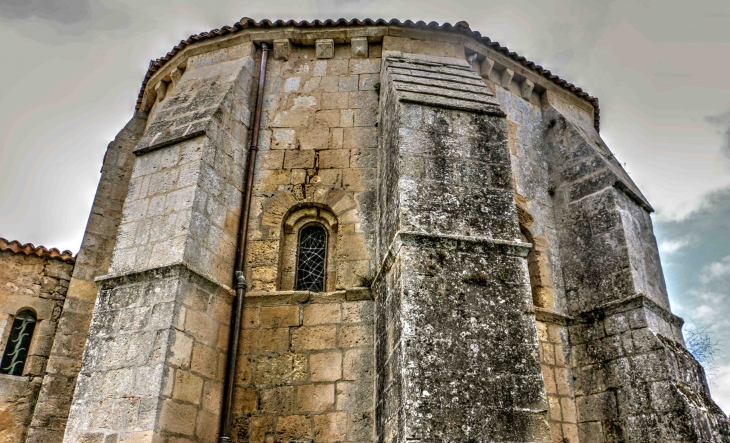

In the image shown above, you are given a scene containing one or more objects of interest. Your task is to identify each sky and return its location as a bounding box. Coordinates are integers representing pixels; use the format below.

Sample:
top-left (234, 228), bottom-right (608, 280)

top-left (0, 0), bottom-right (729, 413)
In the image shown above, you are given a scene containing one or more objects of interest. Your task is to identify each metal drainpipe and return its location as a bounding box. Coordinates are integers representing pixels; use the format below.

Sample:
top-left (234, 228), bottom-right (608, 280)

top-left (219, 41), bottom-right (269, 443)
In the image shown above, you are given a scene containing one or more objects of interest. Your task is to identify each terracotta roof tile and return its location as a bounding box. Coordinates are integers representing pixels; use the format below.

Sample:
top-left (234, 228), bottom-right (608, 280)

top-left (136, 18), bottom-right (600, 131)
top-left (0, 238), bottom-right (75, 263)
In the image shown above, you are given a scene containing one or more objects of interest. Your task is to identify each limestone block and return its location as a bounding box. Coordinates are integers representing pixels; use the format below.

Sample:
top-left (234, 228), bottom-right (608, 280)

top-left (350, 37), bottom-right (368, 58)
top-left (259, 328), bottom-right (289, 352)
top-left (273, 39), bottom-right (291, 61)
top-left (339, 75), bottom-right (359, 92)
top-left (343, 348), bottom-right (374, 381)
top-left (318, 150), bottom-right (350, 169)
top-left (314, 60), bottom-right (328, 76)
top-left (336, 380), bottom-right (373, 411)
top-left (170, 67), bottom-right (183, 87)
top-left (309, 351), bottom-right (342, 382)
top-left (338, 325), bottom-right (371, 348)
top-left (316, 39), bottom-right (335, 59)
top-left (154, 81), bottom-right (167, 102)
top-left (481, 57), bottom-right (495, 78)
top-left (327, 60), bottom-right (349, 76)
top-left (521, 79), bottom-right (535, 100)
top-left (260, 305), bottom-right (300, 328)
top-left (256, 354), bottom-right (307, 385)
top-left (313, 412), bottom-right (348, 442)
top-left (260, 386), bottom-right (294, 414)
top-left (276, 415), bottom-right (311, 441)
top-left (291, 326), bottom-right (337, 350)
top-left (501, 68), bottom-right (514, 89)
top-left (296, 383), bottom-right (335, 411)
top-left (284, 150), bottom-right (315, 169)
top-left (349, 59), bottom-right (380, 75)
top-left (272, 129), bottom-right (297, 150)
top-left (303, 303), bottom-right (341, 326)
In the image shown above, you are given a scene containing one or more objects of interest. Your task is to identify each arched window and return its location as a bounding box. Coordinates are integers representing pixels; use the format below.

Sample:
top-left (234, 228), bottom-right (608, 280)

top-left (295, 224), bottom-right (328, 292)
top-left (1, 309), bottom-right (36, 376)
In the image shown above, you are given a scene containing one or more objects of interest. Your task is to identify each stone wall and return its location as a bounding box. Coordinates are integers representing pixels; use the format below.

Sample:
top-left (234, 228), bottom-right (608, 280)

top-left (64, 265), bottom-right (231, 443)
top-left (545, 106), bottom-right (730, 441)
top-left (245, 40), bottom-right (381, 293)
top-left (24, 21), bottom-right (728, 443)
top-left (0, 249), bottom-right (74, 443)
top-left (230, 290), bottom-right (374, 443)
top-left (374, 52), bottom-right (551, 443)
top-left (63, 43), bottom-right (257, 443)
top-left (28, 112), bottom-right (148, 443)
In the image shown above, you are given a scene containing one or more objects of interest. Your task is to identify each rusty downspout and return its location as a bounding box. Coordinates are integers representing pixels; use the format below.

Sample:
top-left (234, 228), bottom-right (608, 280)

top-left (219, 42), bottom-right (269, 443)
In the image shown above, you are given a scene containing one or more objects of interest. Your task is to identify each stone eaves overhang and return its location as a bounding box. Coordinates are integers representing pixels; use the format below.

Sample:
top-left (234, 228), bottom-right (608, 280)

top-left (0, 237), bottom-right (75, 263)
top-left (136, 18), bottom-right (601, 131)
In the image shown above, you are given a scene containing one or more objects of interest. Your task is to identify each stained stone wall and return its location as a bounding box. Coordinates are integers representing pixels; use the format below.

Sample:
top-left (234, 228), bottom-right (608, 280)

top-left (229, 289), bottom-right (374, 443)
top-left (62, 42), bottom-right (257, 443)
top-left (65, 265), bottom-right (232, 443)
top-left (0, 249), bottom-right (74, 443)
top-left (545, 106), bottom-right (730, 442)
top-left (244, 41), bottom-right (381, 293)
top-left (374, 52), bottom-right (551, 442)
top-left (17, 21), bottom-right (728, 443)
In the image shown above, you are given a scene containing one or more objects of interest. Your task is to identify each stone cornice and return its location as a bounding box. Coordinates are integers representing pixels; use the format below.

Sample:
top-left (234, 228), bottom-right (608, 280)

top-left (136, 18), bottom-right (600, 130)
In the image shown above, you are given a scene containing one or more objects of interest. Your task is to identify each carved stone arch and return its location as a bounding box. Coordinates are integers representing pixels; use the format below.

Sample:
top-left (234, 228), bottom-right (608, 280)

top-left (278, 205), bottom-right (339, 292)
top-left (517, 204), bottom-right (556, 310)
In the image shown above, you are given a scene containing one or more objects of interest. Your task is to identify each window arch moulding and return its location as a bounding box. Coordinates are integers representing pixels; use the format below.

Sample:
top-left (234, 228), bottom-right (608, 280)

top-left (279, 206), bottom-right (338, 292)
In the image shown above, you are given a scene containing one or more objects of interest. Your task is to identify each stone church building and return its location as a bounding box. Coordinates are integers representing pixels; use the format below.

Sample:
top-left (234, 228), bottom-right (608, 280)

top-left (1, 17), bottom-right (728, 443)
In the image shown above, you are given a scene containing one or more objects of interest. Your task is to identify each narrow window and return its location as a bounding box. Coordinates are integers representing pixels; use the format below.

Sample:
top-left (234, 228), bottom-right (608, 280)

top-left (1, 310), bottom-right (36, 376)
top-left (295, 224), bottom-right (327, 292)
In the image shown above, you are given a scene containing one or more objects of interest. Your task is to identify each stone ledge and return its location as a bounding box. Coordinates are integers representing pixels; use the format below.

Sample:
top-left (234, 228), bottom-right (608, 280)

top-left (133, 130), bottom-right (206, 156)
top-left (245, 287), bottom-right (373, 306)
top-left (571, 293), bottom-right (683, 328)
top-left (95, 262), bottom-right (234, 296)
top-left (384, 54), bottom-right (505, 116)
top-left (374, 230), bottom-right (532, 285)
top-left (530, 307), bottom-right (574, 325)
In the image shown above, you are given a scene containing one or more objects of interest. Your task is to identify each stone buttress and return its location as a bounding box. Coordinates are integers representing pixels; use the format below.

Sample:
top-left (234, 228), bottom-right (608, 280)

top-left (18, 19), bottom-right (728, 443)
top-left (61, 43), bottom-right (257, 443)
top-left (542, 98), bottom-right (730, 442)
top-left (374, 53), bottom-right (551, 442)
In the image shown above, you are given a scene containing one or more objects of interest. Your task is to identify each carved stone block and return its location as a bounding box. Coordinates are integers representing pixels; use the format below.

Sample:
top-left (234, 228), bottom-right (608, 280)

top-left (501, 68), bottom-right (514, 89)
top-left (480, 57), bottom-right (495, 78)
top-left (351, 37), bottom-right (368, 58)
top-left (316, 39), bottom-right (334, 59)
top-left (273, 39), bottom-right (291, 61)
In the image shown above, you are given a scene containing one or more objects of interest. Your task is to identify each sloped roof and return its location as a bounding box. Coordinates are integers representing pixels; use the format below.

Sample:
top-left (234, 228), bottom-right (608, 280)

top-left (0, 238), bottom-right (75, 263)
top-left (136, 18), bottom-right (600, 130)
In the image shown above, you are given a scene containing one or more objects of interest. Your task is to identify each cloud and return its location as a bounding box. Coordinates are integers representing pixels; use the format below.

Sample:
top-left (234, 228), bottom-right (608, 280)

top-left (655, 185), bottom-right (730, 413)
top-left (700, 255), bottom-right (730, 284)
top-left (0, 0), bottom-right (131, 35)
top-left (706, 108), bottom-right (730, 160)
top-left (658, 238), bottom-right (689, 254)
top-left (0, 0), bottom-right (91, 24)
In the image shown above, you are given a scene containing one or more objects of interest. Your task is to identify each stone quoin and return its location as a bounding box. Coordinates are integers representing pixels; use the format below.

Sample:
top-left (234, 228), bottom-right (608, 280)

top-left (0, 17), bottom-right (728, 443)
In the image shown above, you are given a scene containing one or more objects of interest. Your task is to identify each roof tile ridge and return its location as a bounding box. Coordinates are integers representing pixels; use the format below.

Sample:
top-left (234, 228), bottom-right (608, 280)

top-left (134, 17), bottom-right (600, 131)
top-left (0, 237), bottom-right (76, 263)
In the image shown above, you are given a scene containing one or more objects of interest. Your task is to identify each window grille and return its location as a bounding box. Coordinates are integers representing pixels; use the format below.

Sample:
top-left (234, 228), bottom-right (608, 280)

top-left (295, 224), bottom-right (327, 292)
top-left (1, 310), bottom-right (36, 376)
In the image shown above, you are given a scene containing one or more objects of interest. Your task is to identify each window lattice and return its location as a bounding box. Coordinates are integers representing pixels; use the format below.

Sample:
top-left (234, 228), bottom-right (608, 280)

top-left (1, 310), bottom-right (36, 376)
top-left (295, 225), bottom-right (327, 292)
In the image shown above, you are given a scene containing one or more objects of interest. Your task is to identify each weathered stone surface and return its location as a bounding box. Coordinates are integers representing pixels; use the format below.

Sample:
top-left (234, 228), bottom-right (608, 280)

top-left (316, 39), bottom-right (334, 59)
top-left (6, 22), bottom-right (726, 443)
top-left (374, 54), bottom-right (550, 442)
